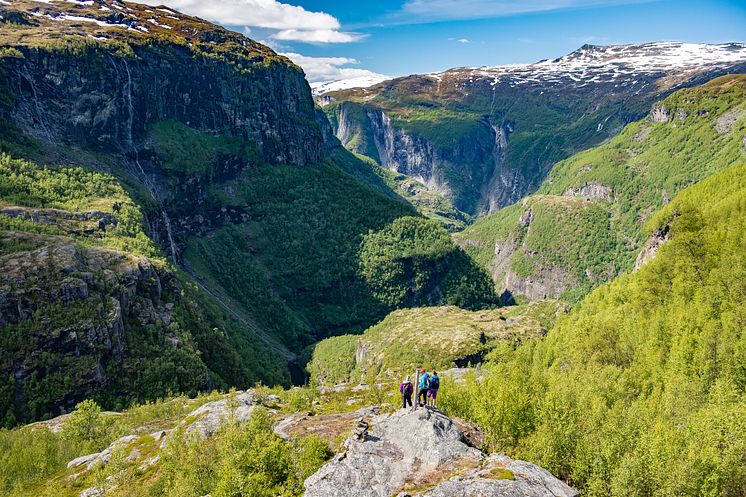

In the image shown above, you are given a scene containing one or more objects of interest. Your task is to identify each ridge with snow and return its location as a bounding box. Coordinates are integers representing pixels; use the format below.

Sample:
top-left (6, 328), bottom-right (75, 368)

top-left (438, 42), bottom-right (746, 88)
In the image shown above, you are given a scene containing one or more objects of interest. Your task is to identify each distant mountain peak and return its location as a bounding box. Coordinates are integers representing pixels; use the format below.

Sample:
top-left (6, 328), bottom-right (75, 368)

top-left (432, 41), bottom-right (746, 89)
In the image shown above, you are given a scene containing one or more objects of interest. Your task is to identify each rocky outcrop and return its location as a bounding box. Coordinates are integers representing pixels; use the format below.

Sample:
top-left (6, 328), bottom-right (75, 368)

top-left (418, 454), bottom-right (578, 497)
top-left (273, 406), bottom-right (381, 444)
top-left (504, 265), bottom-right (575, 302)
top-left (634, 225), bottom-right (670, 271)
top-left (0, 231), bottom-right (202, 421)
top-left (368, 110), bottom-right (449, 195)
top-left (67, 434), bottom-right (142, 470)
top-left (563, 182), bottom-right (614, 201)
top-left (714, 108), bottom-right (745, 134)
top-left (181, 391), bottom-right (255, 437)
top-left (303, 408), bottom-right (576, 497)
top-left (648, 103), bottom-right (672, 123)
top-left (0, 207), bottom-right (117, 235)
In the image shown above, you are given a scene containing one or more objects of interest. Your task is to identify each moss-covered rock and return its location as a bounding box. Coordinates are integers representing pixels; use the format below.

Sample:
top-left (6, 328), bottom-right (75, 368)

top-left (308, 301), bottom-right (566, 385)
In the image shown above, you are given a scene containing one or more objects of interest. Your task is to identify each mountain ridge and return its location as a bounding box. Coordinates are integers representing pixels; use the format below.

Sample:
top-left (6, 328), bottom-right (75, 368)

top-left (317, 41), bottom-right (746, 216)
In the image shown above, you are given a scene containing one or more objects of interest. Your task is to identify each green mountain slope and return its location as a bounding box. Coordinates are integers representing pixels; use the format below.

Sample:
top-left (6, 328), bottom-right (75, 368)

top-left (443, 162), bottom-right (746, 496)
top-left (0, 0), bottom-right (498, 424)
top-left (0, 154), bottom-right (290, 426)
top-left (456, 75), bottom-right (746, 302)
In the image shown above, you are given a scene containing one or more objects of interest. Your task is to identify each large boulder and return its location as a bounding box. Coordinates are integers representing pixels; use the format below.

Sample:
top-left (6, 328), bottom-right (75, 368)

top-left (182, 391), bottom-right (255, 437)
top-left (303, 408), bottom-right (577, 497)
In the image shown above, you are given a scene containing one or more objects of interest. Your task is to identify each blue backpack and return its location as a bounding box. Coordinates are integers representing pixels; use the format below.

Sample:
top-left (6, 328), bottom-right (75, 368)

top-left (429, 375), bottom-right (440, 390)
top-left (419, 374), bottom-right (430, 389)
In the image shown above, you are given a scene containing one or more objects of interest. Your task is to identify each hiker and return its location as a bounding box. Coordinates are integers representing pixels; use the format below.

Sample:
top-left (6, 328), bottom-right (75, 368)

top-left (427, 371), bottom-right (440, 408)
top-left (400, 376), bottom-right (413, 409)
top-left (417, 369), bottom-right (430, 407)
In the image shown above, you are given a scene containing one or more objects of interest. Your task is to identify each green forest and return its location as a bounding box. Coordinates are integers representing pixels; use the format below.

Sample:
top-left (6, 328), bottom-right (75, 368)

top-left (441, 163), bottom-right (746, 496)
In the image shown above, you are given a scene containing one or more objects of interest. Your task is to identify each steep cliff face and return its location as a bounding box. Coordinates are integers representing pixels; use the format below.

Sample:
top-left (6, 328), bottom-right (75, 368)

top-left (330, 101), bottom-right (515, 213)
top-left (0, 231), bottom-right (210, 424)
top-left (320, 42), bottom-right (746, 216)
top-left (6, 47), bottom-right (322, 168)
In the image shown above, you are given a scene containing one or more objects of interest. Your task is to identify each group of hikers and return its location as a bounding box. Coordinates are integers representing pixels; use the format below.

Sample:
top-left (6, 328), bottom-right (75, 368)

top-left (399, 369), bottom-right (440, 409)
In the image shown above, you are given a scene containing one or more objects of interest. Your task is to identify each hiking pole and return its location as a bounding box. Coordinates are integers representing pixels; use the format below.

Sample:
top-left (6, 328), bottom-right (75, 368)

top-left (414, 369), bottom-right (420, 410)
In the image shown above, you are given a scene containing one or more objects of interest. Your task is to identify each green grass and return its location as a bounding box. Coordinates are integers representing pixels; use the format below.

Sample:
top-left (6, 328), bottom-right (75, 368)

top-left (308, 301), bottom-right (565, 385)
top-left (148, 120), bottom-right (258, 174)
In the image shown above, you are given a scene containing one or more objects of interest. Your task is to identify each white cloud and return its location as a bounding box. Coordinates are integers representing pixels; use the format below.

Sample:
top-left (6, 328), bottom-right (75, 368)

top-left (139, 0), bottom-right (363, 43)
top-left (282, 52), bottom-right (389, 84)
top-left (457, 38), bottom-right (470, 43)
top-left (139, 0), bottom-right (337, 29)
top-left (398, 0), bottom-right (654, 23)
top-left (273, 29), bottom-right (366, 43)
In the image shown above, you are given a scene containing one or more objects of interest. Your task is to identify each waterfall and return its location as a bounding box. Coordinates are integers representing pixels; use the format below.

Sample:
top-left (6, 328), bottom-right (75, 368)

top-left (115, 57), bottom-right (179, 264)
top-left (123, 60), bottom-right (135, 148)
top-left (21, 67), bottom-right (54, 143)
top-left (161, 211), bottom-right (178, 264)
top-left (121, 59), bottom-right (155, 195)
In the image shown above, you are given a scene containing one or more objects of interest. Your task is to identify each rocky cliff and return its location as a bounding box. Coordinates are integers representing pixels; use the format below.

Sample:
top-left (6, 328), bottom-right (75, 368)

top-left (0, 229), bottom-right (218, 424)
top-left (320, 42), bottom-right (746, 215)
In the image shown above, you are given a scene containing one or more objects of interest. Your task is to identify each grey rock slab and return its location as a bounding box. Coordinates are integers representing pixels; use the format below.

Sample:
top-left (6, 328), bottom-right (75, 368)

top-left (304, 409), bottom-right (577, 497)
top-left (183, 391), bottom-right (255, 437)
top-left (304, 408), bottom-right (482, 497)
top-left (418, 454), bottom-right (577, 497)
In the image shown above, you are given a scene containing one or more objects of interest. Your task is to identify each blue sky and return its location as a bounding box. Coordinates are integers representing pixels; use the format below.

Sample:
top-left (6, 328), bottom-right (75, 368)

top-left (144, 0), bottom-right (746, 83)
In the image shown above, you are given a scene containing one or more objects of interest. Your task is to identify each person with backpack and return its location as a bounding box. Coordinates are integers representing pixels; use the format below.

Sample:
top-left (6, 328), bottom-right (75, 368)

top-left (400, 376), bottom-right (414, 409)
top-left (427, 371), bottom-right (440, 408)
top-left (417, 369), bottom-right (430, 407)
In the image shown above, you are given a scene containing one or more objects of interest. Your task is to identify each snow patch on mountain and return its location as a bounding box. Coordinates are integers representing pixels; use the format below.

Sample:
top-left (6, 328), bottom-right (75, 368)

top-left (311, 74), bottom-right (391, 95)
top-left (435, 42), bottom-right (746, 88)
